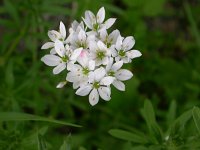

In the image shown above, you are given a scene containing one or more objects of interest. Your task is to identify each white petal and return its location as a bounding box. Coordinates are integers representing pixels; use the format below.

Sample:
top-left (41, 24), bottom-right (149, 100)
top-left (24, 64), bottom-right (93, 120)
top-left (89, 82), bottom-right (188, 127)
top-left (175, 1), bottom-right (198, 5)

top-left (115, 69), bottom-right (133, 81)
top-left (115, 35), bottom-right (123, 50)
top-left (66, 72), bottom-right (77, 82)
top-left (88, 72), bottom-right (95, 83)
top-left (83, 11), bottom-right (95, 29)
top-left (98, 86), bottom-right (111, 101)
top-left (123, 36), bottom-right (135, 50)
top-left (89, 42), bottom-right (98, 51)
top-left (66, 61), bottom-right (74, 71)
top-left (122, 57), bottom-right (130, 63)
top-left (56, 81), bottom-right (67, 88)
top-left (76, 85), bottom-right (92, 96)
top-left (48, 30), bottom-right (60, 42)
top-left (78, 29), bottom-right (86, 43)
top-left (73, 82), bottom-right (80, 89)
top-left (71, 48), bottom-right (83, 61)
top-left (94, 67), bottom-right (106, 81)
top-left (102, 57), bottom-right (109, 65)
top-left (71, 20), bottom-right (79, 30)
top-left (104, 18), bottom-right (116, 29)
top-left (88, 60), bottom-right (95, 70)
top-left (50, 48), bottom-right (56, 54)
top-left (108, 29), bottom-right (120, 43)
top-left (97, 41), bottom-right (107, 51)
top-left (100, 29), bottom-right (107, 40)
top-left (70, 64), bottom-right (82, 72)
top-left (59, 21), bottom-right (66, 39)
top-left (82, 18), bottom-right (92, 29)
top-left (87, 11), bottom-right (96, 24)
top-left (41, 42), bottom-right (54, 49)
top-left (53, 63), bottom-right (66, 74)
top-left (112, 80), bottom-right (125, 91)
top-left (111, 61), bottom-right (123, 71)
top-left (96, 7), bottom-right (105, 24)
top-left (126, 50), bottom-right (142, 59)
top-left (41, 55), bottom-right (61, 66)
top-left (111, 49), bottom-right (118, 57)
top-left (55, 40), bottom-right (65, 57)
top-left (100, 76), bottom-right (115, 85)
top-left (89, 89), bottom-right (99, 106)
top-left (106, 57), bottom-right (113, 71)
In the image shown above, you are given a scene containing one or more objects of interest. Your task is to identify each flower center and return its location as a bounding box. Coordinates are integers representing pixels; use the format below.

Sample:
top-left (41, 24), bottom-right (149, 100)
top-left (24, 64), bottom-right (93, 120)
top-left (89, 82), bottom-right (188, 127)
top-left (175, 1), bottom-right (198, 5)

top-left (77, 42), bottom-right (87, 49)
top-left (118, 50), bottom-right (126, 57)
top-left (93, 23), bottom-right (99, 31)
top-left (82, 67), bottom-right (89, 75)
top-left (61, 55), bottom-right (68, 62)
top-left (93, 82), bottom-right (100, 89)
top-left (108, 71), bottom-right (115, 76)
top-left (106, 42), bottom-right (111, 48)
top-left (97, 51), bottom-right (105, 60)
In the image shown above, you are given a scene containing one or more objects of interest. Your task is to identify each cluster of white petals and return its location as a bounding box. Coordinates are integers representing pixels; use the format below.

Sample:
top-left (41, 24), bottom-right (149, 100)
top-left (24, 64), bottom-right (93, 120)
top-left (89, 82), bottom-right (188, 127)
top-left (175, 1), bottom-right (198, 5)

top-left (41, 7), bottom-right (142, 106)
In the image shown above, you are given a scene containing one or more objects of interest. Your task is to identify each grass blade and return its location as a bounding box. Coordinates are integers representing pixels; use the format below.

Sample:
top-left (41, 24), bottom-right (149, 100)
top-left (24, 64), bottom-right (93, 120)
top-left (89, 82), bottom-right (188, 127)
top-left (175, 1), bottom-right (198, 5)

top-left (192, 107), bottom-right (200, 134)
top-left (0, 112), bottom-right (81, 127)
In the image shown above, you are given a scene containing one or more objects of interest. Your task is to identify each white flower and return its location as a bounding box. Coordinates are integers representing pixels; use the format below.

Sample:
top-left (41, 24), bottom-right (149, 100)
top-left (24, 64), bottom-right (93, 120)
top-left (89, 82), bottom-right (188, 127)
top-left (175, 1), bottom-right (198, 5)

top-left (41, 7), bottom-right (142, 106)
top-left (100, 29), bottom-right (120, 48)
top-left (66, 21), bottom-right (85, 43)
top-left (41, 40), bottom-right (82, 74)
top-left (106, 58), bottom-right (133, 91)
top-left (76, 67), bottom-right (115, 106)
top-left (66, 57), bottom-right (95, 89)
top-left (41, 21), bottom-right (66, 51)
top-left (82, 7), bottom-right (116, 33)
top-left (70, 29), bottom-right (95, 50)
top-left (112, 35), bottom-right (142, 63)
top-left (89, 41), bottom-right (111, 66)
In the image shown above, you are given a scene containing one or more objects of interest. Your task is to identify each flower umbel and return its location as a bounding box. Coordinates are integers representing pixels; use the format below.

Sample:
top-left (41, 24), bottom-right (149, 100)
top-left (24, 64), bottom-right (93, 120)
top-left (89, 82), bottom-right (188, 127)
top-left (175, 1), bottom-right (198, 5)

top-left (41, 7), bottom-right (142, 106)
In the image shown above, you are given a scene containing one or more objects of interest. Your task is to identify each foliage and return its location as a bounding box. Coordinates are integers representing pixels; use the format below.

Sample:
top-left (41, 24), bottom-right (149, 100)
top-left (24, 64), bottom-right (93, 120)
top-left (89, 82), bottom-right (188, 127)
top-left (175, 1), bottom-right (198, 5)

top-left (0, 0), bottom-right (200, 149)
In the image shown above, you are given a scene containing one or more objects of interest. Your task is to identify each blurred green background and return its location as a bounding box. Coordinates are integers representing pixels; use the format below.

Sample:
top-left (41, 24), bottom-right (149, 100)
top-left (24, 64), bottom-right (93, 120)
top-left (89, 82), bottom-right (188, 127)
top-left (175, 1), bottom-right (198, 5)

top-left (0, 0), bottom-right (200, 149)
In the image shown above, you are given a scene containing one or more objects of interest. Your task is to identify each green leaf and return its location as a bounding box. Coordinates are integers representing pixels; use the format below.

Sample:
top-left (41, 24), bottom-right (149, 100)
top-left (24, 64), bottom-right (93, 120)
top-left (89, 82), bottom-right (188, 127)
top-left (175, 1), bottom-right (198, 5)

top-left (143, 100), bottom-right (156, 123)
top-left (59, 134), bottom-right (71, 150)
top-left (108, 129), bottom-right (148, 144)
top-left (169, 109), bottom-right (192, 137)
top-left (166, 100), bottom-right (177, 125)
top-left (142, 100), bottom-right (163, 144)
top-left (38, 134), bottom-right (47, 150)
top-left (192, 107), bottom-right (200, 134)
top-left (0, 112), bottom-right (81, 127)
top-left (22, 126), bottom-right (49, 147)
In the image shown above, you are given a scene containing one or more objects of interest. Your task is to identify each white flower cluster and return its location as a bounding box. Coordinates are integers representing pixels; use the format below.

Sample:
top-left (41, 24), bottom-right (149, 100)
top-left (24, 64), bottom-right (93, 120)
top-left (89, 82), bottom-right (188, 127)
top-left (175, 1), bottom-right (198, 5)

top-left (41, 7), bottom-right (142, 106)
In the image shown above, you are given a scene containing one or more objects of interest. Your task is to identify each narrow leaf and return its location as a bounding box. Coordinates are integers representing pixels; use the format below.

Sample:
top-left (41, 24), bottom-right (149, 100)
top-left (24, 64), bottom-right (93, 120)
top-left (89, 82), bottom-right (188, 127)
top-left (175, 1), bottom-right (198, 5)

top-left (142, 100), bottom-right (163, 143)
top-left (109, 129), bottom-right (148, 144)
top-left (168, 109), bottom-right (192, 136)
top-left (192, 107), bottom-right (200, 134)
top-left (60, 134), bottom-right (71, 150)
top-left (166, 100), bottom-right (177, 125)
top-left (0, 112), bottom-right (81, 127)
top-left (38, 134), bottom-right (47, 150)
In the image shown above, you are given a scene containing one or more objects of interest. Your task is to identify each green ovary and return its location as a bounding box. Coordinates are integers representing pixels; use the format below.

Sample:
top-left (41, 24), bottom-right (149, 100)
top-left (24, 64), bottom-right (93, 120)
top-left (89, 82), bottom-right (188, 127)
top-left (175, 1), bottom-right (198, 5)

top-left (61, 55), bottom-right (68, 62)
top-left (93, 82), bottom-right (100, 89)
top-left (108, 71), bottom-right (115, 76)
top-left (97, 51), bottom-right (105, 60)
top-left (118, 50), bottom-right (126, 57)
top-left (93, 24), bottom-right (99, 31)
top-left (82, 68), bottom-right (89, 75)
